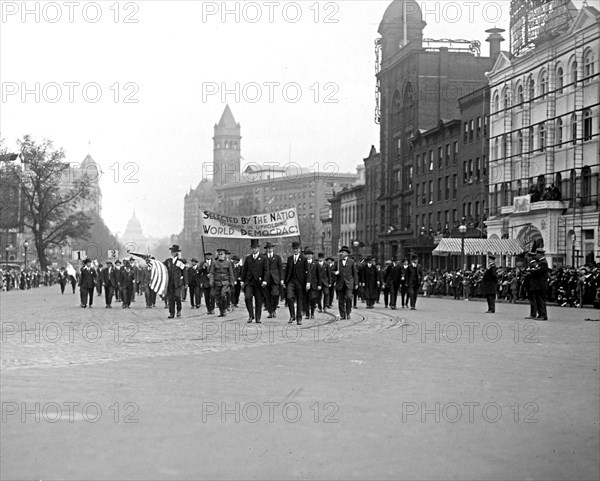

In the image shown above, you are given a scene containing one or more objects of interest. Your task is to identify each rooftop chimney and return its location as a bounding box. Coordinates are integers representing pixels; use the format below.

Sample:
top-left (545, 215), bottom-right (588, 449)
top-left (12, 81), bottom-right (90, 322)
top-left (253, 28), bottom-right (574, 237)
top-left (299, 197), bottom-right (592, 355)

top-left (486, 27), bottom-right (505, 62)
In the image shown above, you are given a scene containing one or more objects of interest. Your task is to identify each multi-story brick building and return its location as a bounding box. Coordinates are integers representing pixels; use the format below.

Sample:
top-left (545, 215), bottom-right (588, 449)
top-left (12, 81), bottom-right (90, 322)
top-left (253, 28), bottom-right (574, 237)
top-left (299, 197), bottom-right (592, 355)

top-left (486, 2), bottom-right (599, 267)
top-left (373, 0), bottom-right (503, 262)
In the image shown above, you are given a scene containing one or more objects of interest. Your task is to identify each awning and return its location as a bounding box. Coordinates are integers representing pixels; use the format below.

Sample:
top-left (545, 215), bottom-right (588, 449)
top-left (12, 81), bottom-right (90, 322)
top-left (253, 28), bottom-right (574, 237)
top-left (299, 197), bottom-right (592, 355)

top-left (432, 238), bottom-right (526, 256)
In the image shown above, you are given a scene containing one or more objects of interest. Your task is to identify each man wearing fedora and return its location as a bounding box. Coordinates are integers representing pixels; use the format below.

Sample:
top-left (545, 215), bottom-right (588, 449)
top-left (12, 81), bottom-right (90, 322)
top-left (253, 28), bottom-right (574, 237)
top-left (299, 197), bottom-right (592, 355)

top-left (101, 260), bottom-right (118, 308)
top-left (304, 248), bottom-right (321, 319)
top-left (333, 246), bottom-right (358, 320)
top-left (263, 241), bottom-right (284, 318)
top-left (188, 258), bottom-right (201, 309)
top-left (406, 254), bottom-right (423, 310)
top-left (200, 252), bottom-right (215, 314)
top-left (164, 244), bottom-right (186, 318)
top-left (481, 255), bottom-right (498, 314)
top-left (241, 239), bottom-right (268, 323)
top-left (316, 252), bottom-right (333, 312)
top-left (78, 258), bottom-right (97, 308)
top-left (285, 241), bottom-right (308, 325)
top-left (120, 259), bottom-right (135, 309)
top-left (529, 248), bottom-right (549, 320)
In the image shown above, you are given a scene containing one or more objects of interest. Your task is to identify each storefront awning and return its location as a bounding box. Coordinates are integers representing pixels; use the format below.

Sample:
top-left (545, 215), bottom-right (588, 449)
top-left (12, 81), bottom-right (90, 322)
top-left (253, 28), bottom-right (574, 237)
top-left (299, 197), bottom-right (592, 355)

top-left (432, 238), bottom-right (526, 256)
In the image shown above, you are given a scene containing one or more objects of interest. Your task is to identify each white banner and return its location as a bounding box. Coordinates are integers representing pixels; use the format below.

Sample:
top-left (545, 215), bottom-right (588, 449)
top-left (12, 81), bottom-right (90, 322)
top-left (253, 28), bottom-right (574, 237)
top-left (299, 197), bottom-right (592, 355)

top-left (201, 208), bottom-right (300, 238)
top-left (513, 194), bottom-right (531, 214)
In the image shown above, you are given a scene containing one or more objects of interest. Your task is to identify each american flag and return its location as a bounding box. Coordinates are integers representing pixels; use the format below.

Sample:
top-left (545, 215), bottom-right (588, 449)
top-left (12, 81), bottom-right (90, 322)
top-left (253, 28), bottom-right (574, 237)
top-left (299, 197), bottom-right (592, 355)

top-left (128, 252), bottom-right (168, 296)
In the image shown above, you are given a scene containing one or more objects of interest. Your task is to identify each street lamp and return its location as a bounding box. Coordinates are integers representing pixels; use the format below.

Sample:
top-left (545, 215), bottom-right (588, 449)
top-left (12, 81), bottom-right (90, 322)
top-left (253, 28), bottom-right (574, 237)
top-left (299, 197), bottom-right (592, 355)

top-left (23, 240), bottom-right (29, 268)
top-left (459, 224), bottom-right (468, 271)
top-left (352, 239), bottom-right (361, 260)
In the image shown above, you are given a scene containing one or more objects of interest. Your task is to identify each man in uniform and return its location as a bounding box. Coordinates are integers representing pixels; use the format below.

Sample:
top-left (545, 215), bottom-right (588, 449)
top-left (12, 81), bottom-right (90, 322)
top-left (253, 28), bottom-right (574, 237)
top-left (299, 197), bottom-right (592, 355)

top-left (285, 241), bottom-right (308, 325)
top-left (78, 258), bottom-right (97, 308)
top-left (263, 242), bottom-right (284, 318)
top-left (164, 244), bottom-right (186, 318)
top-left (209, 248), bottom-right (235, 317)
top-left (333, 246), bottom-right (358, 320)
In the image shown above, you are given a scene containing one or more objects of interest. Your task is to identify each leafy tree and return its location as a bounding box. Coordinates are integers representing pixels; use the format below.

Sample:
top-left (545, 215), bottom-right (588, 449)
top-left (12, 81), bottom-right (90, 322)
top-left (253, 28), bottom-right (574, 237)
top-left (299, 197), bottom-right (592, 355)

top-left (1, 135), bottom-right (93, 270)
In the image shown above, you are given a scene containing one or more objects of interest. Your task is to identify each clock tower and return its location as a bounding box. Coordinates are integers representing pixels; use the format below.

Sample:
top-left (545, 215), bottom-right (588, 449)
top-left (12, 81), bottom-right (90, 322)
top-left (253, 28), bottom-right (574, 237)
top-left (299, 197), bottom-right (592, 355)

top-left (213, 105), bottom-right (241, 186)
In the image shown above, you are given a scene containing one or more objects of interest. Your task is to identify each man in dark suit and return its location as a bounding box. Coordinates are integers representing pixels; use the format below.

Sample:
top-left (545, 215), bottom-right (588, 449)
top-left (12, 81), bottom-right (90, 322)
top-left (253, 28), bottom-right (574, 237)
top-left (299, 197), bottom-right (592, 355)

top-left (241, 239), bottom-right (267, 323)
top-left (231, 255), bottom-right (242, 308)
top-left (316, 252), bottom-right (332, 312)
top-left (120, 259), bottom-right (135, 308)
top-left (481, 255), bottom-right (498, 313)
top-left (333, 246), bottom-right (358, 320)
top-left (263, 242), bottom-right (284, 318)
top-left (529, 248), bottom-right (549, 320)
top-left (385, 257), bottom-right (401, 309)
top-left (398, 258), bottom-right (410, 308)
top-left (101, 260), bottom-right (118, 308)
top-left (200, 252), bottom-right (215, 314)
top-left (406, 254), bottom-right (423, 310)
top-left (188, 258), bottom-right (201, 309)
top-left (285, 241), bottom-right (308, 325)
top-left (164, 244), bottom-right (186, 319)
top-left (78, 258), bottom-right (97, 308)
top-left (96, 263), bottom-right (103, 296)
top-left (304, 249), bottom-right (321, 319)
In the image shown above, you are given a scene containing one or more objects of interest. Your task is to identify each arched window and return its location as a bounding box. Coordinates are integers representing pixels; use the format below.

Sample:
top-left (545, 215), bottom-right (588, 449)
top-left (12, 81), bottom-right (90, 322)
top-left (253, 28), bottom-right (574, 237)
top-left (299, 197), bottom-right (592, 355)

top-left (493, 91), bottom-right (500, 113)
top-left (569, 169), bottom-right (576, 201)
top-left (539, 70), bottom-right (548, 96)
top-left (571, 60), bottom-right (578, 87)
top-left (584, 49), bottom-right (595, 82)
top-left (503, 87), bottom-right (510, 109)
top-left (529, 126), bottom-right (535, 152)
top-left (392, 89), bottom-right (401, 126)
top-left (582, 166), bottom-right (592, 205)
top-left (538, 123), bottom-right (546, 152)
top-left (556, 117), bottom-right (563, 146)
top-left (556, 66), bottom-right (564, 93)
top-left (517, 130), bottom-right (523, 154)
top-left (528, 75), bottom-right (535, 100)
top-left (583, 109), bottom-right (593, 141)
top-left (515, 83), bottom-right (524, 104)
top-left (571, 113), bottom-right (578, 145)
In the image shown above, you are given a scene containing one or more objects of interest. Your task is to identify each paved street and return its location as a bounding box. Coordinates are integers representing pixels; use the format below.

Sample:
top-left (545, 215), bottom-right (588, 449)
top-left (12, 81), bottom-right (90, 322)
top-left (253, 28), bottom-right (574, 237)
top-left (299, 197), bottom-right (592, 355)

top-left (1, 287), bottom-right (599, 480)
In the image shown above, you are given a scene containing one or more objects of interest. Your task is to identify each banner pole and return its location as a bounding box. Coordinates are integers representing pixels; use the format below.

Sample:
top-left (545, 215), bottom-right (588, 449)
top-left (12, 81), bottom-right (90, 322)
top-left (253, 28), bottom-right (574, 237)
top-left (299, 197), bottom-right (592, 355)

top-left (201, 235), bottom-right (206, 261)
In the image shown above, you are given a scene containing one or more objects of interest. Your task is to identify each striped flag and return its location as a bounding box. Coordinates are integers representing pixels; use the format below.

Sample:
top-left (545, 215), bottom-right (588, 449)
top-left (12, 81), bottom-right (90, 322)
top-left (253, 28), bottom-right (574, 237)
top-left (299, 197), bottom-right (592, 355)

top-left (148, 258), bottom-right (168, 297)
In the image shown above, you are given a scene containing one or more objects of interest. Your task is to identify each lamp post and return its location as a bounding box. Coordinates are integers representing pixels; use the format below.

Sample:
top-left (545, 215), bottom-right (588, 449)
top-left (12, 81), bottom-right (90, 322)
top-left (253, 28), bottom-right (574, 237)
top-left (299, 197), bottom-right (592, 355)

top-left (352, 239), bottom-right (360, 260)
top-left (459, 224), bottom-right (468, 271)
top-left (23, 240), bottom-right (29, 269)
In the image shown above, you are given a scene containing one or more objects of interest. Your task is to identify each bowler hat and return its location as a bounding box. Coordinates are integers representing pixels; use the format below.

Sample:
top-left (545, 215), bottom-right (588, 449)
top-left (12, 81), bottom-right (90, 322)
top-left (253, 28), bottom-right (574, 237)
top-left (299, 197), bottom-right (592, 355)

top-left (304, 248), bottom-right (314, 255)
top-left (204, 252), bottom-right (213, 257)
top-left (391, 256), bottom-right (398, 262)
top-left (264, 242), bottom-right (275, 249)
top-left (318, 253), bottom-right (325, 259)
top-left (191, 258), bottom-right (198, 263)
top-left (292, 241), bottom-right (301, 249)
top-left (338, 246), bottom-right (351, 254)
top-left (216, 248), bottom-right (226, 253)
top-left (169, 244), bottom-right (181, 252)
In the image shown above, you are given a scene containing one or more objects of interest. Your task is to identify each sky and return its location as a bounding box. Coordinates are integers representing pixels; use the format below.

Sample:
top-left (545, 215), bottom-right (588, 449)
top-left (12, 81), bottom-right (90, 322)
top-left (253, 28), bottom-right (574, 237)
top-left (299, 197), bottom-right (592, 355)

top-left (0, 0), bottom-right (550, 238)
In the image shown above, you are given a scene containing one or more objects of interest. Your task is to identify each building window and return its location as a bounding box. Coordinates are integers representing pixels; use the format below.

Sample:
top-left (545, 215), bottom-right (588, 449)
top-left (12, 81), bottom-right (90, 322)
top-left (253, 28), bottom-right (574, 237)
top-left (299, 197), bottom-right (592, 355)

top-left (502, 134), bottom-right (508, 158)
top-left (493, 138), bottom-right (499, 160)
top-left (517, 130), bottom-right (523, 154)
top-left (452, 174), bottom-right (457, 199)
top-left (571, 60), bottom-right (578, 87)
top-left (582, 166), bottom-right (592, 205)
top-left (445, 144), bottom-right (451, 165)
top-left (584, 50), bottom-right (595, 82)
top-left (445, 176), bottom-right (450, 200)
top-left (416, 184), bottom-right (420, 206)
top-left (556, 118), bottom-right (563, 146)
top-left (476, 157), bottom-right (481, 180)
top-left (516, 83), bottom-right (524, 104)
top-left (556, 66), bottom-right (564, 93)
top-left (463, 161), bottom-right (468, 183)
top-left (493, 91), bottom-right (500, 113)
top-left (571, 114), bottom-right (577, 145)
top-left (423, 153), bottom-right (427, 172)
top-left (437, 177), bottom-right (442, 202)
top-left (503, 87), bottom-right (510, 109)
top-left (468, 159), bottom-right (473, 183)
top-left (529, 127), bottom-right (535, 152)
top-left (476, 117), bottom-right (482, 138)
top-left (583, 109), bottom-right (593, 141)
top-left (464, 122), bottom-right (469, 141)
top-left (469, 119), bottom-right (474, 141)
top-left (415, 154), bottom-right (420, 175)
top-left (438, 146), bottom-right (443, 167)
top-left (422, 182), bottom-right (427, 205)
top-left (539, 70), bottom-right (547, 96)
top-left (528, 75), bottom-right (535, 100)
top-left (407, 165), bottom-right (413, 189)
top-left (539, 123), bottom-right (546, 152)
top-left (453, 141), bottom-right (458, 162)
top-left (429, 150), bottom-right (434, 171)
